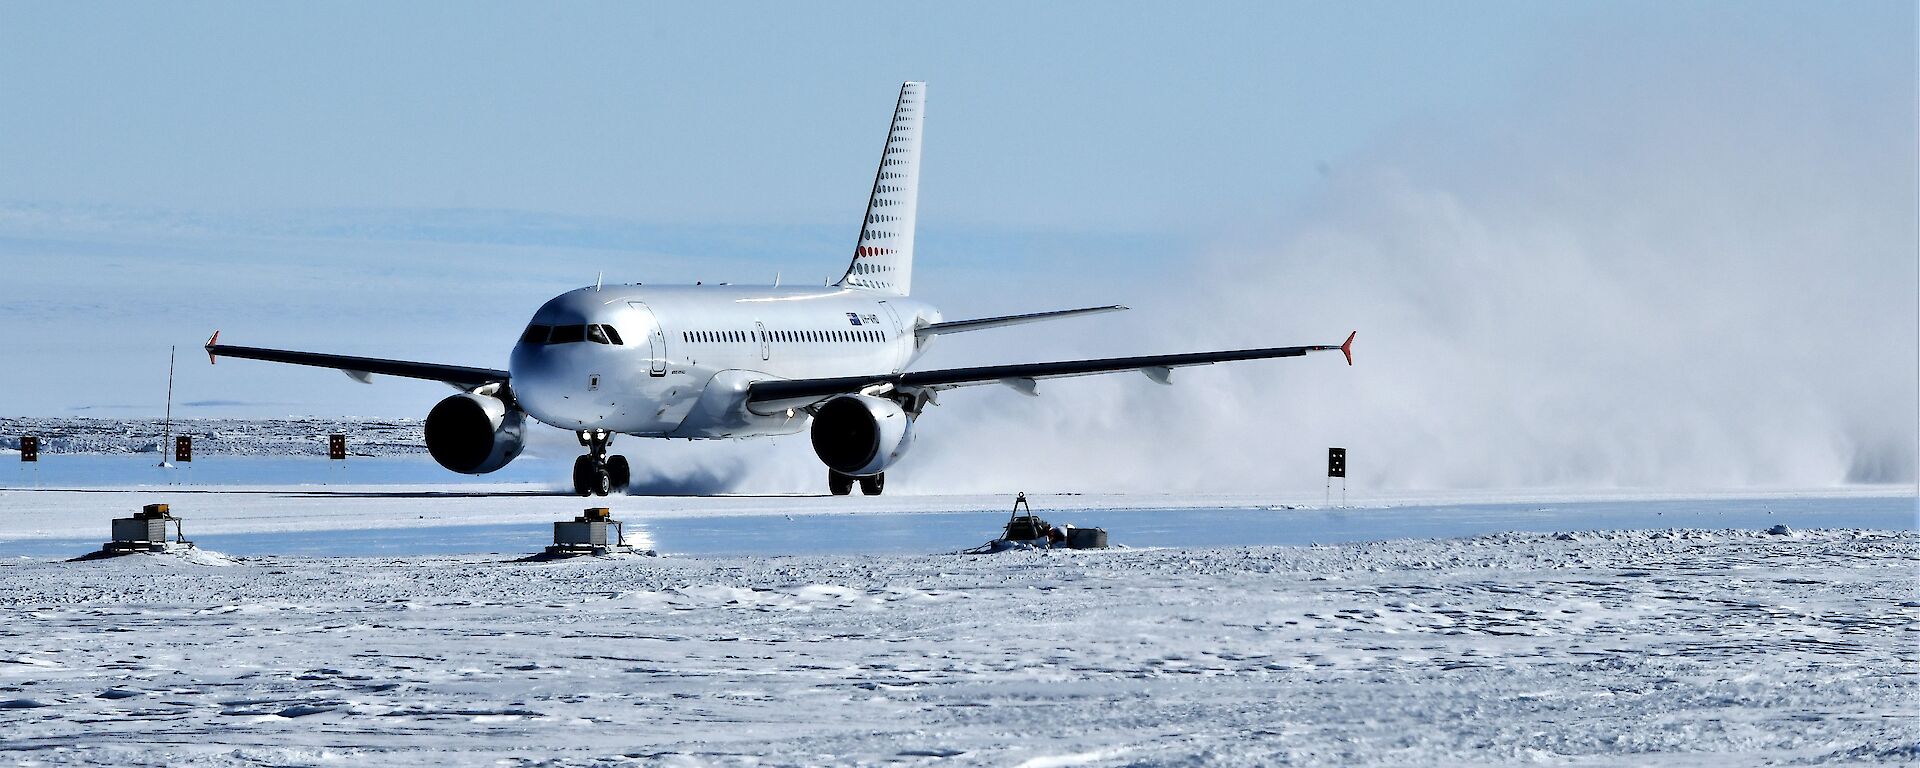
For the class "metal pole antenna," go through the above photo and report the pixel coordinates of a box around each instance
[160,346,175,468]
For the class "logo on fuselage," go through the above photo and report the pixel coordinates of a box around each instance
[848,313,880,326]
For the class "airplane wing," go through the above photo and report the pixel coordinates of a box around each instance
[748,332,1354,412]
[203,332,508,390]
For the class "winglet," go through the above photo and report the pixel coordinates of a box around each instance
[1340,331,1356,366]
[204,331,220,364]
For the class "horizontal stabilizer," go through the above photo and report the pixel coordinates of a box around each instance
[916,305,1128,339]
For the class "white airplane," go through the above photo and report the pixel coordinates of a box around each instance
[206,82,1354,496]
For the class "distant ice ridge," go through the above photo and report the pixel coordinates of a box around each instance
[0,417,424,457]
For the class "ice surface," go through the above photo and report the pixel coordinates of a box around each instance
[0,529,1913,765]
[0,486,1910,558]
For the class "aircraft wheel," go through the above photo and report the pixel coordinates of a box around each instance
[828,470,854,496]
[607,455,631,493]
[859,473,885,496]
[572,456,595,497]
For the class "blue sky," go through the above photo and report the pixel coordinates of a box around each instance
[1,3,1902,234]
[0,2,1911,491]
[0,2,1725,228]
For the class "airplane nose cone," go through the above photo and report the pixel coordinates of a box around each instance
[510,343,600,428]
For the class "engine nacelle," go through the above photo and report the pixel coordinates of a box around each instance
[809,395,914,476]
[424,393,527,474]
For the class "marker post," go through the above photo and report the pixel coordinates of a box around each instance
[20,435,37,487]
[1326,447,1346,509]
[328,433,347,483]
[174,435,193,486]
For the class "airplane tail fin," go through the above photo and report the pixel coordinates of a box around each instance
[836,81,923,296]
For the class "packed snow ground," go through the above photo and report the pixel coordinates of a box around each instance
[0,528,1914,766]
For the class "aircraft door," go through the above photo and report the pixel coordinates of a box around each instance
[876,301,905,336]
[627,302,669,377]
[754,321,769,361]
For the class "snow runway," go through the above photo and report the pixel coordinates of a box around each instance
[1,528,1914,766]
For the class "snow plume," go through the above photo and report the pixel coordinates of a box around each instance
[897,24,1917,495]
[520,426,765,495]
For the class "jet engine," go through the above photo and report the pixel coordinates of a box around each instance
[809,394,914,476]
[424,392,527,474]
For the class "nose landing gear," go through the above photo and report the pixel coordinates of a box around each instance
[573,430,631,497]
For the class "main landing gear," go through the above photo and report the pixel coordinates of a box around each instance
[573,430,630,497]
[828,470,885,496]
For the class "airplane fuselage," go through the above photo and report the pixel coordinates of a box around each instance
[509,285,941,439]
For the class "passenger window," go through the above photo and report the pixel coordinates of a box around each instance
[550,325,586,344]
[603,326,624,345]
[520,325,550,344]
[587,325,611,345]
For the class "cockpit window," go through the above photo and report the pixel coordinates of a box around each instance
[549,324,587,344]
[601,325,624,345]
[587,324,615,345]
[520,325,551,344]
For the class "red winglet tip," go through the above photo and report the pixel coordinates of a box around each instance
[205,330,220,364]
[1341,331,1356,366]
